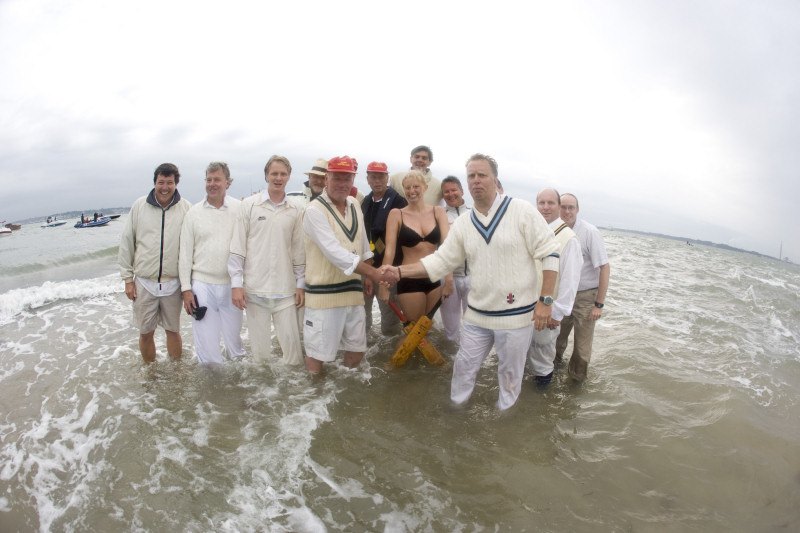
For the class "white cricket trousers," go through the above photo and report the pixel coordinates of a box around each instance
[190,280,245,365]
[246,295,303,366]
[452,321,534,410]
[528,325,561,376]
[439,275,470,342]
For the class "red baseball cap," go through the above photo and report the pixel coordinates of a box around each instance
[327,156,357,174]
[366,161,389,174]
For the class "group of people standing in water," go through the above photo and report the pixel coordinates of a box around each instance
[118,145,609,410]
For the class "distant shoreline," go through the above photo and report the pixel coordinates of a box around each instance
[11,207,130,226]
[5,209,793,265]
[603,227,794,265]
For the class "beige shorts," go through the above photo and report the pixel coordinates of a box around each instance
[303,306,366,362]
[133,278,182,334]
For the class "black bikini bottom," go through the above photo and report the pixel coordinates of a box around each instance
[397,277,441,295]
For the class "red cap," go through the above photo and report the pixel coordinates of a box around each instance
[366,161,389,174]
[327,156,357,174]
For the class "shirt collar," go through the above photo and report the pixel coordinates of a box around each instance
[203,195,229,209]
[260,190,287,207]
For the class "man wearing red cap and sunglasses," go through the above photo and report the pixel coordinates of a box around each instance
[302,156,395,373]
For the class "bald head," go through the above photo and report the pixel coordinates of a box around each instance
[536,188,561,224]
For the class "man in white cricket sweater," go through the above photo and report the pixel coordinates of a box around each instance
[178,162,245,365]
[555,193,610,381]
[381,154,561,410]
[303,156,394,374]
[440,176,472,342]
[228,155,306,366]
[119,162,192,363]
[528,188,583,386]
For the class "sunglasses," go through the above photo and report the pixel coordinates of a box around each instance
[191,294,208,321]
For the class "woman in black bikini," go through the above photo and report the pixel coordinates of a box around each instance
[379,171,453,322]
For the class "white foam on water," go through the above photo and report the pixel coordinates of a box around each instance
[0,275,120,326]
[2,233,799,531]
[5,390,122,533]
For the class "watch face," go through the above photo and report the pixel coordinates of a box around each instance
[540,296,553,305]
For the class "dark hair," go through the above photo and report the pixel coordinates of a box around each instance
[410,145,433,163]
[465,153,498,178]
[264,155,292,175]
[154,163,180,184]
[441,175,463,191]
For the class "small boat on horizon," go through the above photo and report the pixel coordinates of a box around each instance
[42,215,67,228]
[74,216,111,228]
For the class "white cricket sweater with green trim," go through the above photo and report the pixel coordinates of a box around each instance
[421,196,560,330]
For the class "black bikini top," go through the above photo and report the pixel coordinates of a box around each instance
[398,211,441,248]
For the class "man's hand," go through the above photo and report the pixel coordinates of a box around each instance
[590,307,603,321]
[295,288,305,309]
[125,281,137,301]
[377,265,399,286]
[232,287,247,310]
[363,278,374,298]
[442,276,454,299]
[547,318,560,330]
[532,302,552,331]
[182,290,195,315]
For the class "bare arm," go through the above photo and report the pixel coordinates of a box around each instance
[381,209,401,268]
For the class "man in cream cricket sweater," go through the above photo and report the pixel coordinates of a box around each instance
[528,188,583,386]
[228,155,306,366]
[178,162,245,365]
[119,162,192,363]
[302,156,394,374]
[388,145,443,207]
[381,154,561,410]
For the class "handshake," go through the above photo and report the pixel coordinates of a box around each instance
[374,264,401,286]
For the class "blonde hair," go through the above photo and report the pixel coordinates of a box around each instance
[402,170,428,189]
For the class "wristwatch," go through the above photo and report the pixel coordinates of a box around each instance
[539,295,553,306]
[594,301,604,309]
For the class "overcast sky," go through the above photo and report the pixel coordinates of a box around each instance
[1,0,798,259]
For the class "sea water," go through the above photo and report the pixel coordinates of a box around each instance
[0,217,798,532]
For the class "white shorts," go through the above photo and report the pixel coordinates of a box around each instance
[303,306,366,362]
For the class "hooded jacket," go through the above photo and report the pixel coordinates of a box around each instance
[119,188,192,283]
